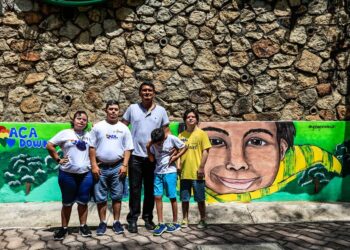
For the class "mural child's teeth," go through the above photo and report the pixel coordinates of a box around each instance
[217,176,257,190]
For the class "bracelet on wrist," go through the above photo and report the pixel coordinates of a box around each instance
[56,158,61,163]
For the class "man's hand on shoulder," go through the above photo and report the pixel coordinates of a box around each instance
[121,119,130,126]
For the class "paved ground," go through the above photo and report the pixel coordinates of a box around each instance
[2,202,350,249]
[1,221,350,249]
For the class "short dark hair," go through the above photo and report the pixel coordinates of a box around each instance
[183,108,199,124]
[105,100,119,109]
[276,122,296,150]
[70,110,88,130]
[151,128,165,143]
[139,81,155,94]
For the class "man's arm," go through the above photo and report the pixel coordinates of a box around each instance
[122,118,130,126]
[146,141,155,162]
[122,105,131,126]
[89,147,100,179]
[161,107,170,134]
[163,124,170,135]
[119,150,131,176]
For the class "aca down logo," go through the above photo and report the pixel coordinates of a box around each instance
[0,126,47,148]
[0,126,15,147]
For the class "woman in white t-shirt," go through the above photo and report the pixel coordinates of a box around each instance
[46,111,93,240]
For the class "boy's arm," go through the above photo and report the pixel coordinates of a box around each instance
[197,149,210,179]
[169,145,187,164]
[146,141,155,162]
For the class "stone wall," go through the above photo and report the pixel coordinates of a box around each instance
[0,0,349,122]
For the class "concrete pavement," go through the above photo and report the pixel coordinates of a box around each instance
[1,201,350,249]
[2,201,350,227]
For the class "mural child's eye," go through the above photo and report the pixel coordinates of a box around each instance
[246,138,267,147]
[210,137,226,147]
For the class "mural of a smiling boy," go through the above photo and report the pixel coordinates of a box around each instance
[197,121,342,202]
[200,122,292,194]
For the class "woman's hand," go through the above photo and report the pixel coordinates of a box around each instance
[58,156,69,165]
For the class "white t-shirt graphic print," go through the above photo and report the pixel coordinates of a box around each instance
[49,129,91,174]
[90,120,134,163]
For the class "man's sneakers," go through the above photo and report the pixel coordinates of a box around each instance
[197,220,207,229]
[96,222,107,236]
[128,221,138,233]
[166,223,181,233]
[80,224,92,237]
[112,221,124,234]
[153,224,167,236]
[144,220,156,230]
[54,227,68,240]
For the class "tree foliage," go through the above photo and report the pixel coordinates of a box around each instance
[3,152,62,194]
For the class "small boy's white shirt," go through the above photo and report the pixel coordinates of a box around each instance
[150,134,185,174]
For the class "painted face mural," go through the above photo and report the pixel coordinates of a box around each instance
[0,121,347,203]
[199,122,288,194]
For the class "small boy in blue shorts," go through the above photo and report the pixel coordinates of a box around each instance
[146,128,187,236]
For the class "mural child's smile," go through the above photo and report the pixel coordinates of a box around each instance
[211,173,260,190]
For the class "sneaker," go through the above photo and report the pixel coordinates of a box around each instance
[144,220,156,230]
[54,227,67,240]
[112,221,124,234]
[128,221,138,233]
[153,224,167,236]
[166,223,181,233]
[80,224,92,237]
[96,222,107,236]
[197,220,207,229]
[181,219,188,228]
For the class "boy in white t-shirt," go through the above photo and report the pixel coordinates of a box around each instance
[146,128,186,236]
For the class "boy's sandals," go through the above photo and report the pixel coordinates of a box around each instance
[181,219,188,228]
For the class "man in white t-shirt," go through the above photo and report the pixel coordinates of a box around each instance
[90,100,134,235]
[122,82,169,233]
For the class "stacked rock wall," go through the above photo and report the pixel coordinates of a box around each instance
[0,0,349,122]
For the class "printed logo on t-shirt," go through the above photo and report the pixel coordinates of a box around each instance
[188,143,198,150]
[106,134,118,139]
[105,130,123,140]
[67,139,88,151]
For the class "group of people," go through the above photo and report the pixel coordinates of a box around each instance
[46,82,212,240]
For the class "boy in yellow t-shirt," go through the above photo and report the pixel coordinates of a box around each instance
[178,109,211,229]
